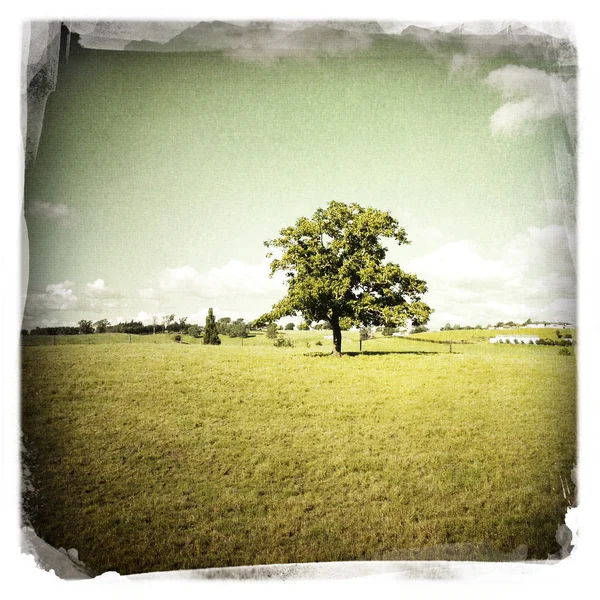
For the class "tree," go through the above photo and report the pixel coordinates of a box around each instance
[188,324,202,338]
[178,317,188,334]
[152,315,159,335]
[203,308,221,345]
[229,320,249,338]
[285,322,295,330]
[93,319,110,334]
[163,314,175,332]
[412,324,429,333]
[217,317,232,335]
[78,319,93,334]
[259,201,432,355]
[266,323,278,339]
[298,322,310,331]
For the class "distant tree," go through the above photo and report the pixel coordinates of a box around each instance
[178,317,188,334]
[382,326,396,336]
[298,322,310,331]
[258,201,432,355]
[217,317,232,335]
[412,324,429,333]
[203,308,221,345]
[20,329,28,336]
[266,323,278,339]
[188,324,202,338]
[78,319,93,334]
[285,322,295,330]
[93,319,110,334]
[163,314,175,332]
[229,320,249,338]
[152,315,159,335]
[359,327,371,341]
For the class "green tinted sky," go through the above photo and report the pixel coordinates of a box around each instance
[23,31,576,329]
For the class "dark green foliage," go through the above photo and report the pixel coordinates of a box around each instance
[315,340,323,346]
[187,325,202,338]
[203,308,221,345]
[298,322,310,331]
[273,337,294,348]
[285,323,295,330]
[382,326,396,336]
[30,326,79,336]
[217,317,232,335]
[558,347,572,356]
[412,324,429,333]
[93,319,110,334]
[78,320,94,334]
[229,320,249,338]
[173,334,182,343]
[266,323,278,339]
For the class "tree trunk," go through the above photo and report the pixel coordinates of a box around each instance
[331,316,342,356]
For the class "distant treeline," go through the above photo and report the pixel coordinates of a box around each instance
[21,316,254,338]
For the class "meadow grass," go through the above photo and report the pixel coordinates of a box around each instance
[21,331,576,575]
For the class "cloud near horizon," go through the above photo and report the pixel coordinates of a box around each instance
[406,224,576,327]
[157,259,286,299]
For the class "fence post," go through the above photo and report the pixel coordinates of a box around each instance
[360,339,362,352]
[449,342,452,353]
[129,334,132,344]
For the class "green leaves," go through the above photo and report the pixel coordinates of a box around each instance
[263,201,433,329]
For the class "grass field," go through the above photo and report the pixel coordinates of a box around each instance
[21,330,577,575]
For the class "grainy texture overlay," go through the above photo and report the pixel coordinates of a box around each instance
[21,21,577,577]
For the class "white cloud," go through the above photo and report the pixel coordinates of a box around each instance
[24,281,78,315]
[26,201,77,225]
[158,259,286,299]
[406,240,515,285]
[484,66,576,136]
[406,225,577,328]
[84,278,124,299]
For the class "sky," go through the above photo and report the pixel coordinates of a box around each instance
[21,22,577,330]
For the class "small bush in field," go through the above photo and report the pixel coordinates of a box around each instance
[558,347,572,356]
[173,334,182,343]
[274,338,294,348]
[315,340,322,346]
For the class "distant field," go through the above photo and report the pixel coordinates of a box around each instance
[21,330,576,575]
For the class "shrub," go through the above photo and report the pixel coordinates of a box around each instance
[274,338,294,348]
[266,323,278,339]
[315,340,322,346]
[285,323,295,330]
[558,347,572,356]
[173,334,182,343]
[382,326,396,336]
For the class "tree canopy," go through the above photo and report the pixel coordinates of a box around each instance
[256,201,432,354]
